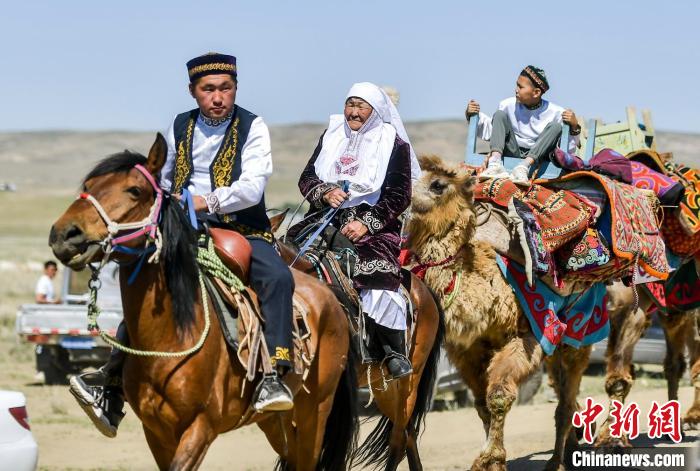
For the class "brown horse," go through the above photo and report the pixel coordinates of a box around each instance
[594,282,700,447]
[268,214,445,471]
[49,135,358,471]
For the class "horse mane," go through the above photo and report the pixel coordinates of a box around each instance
[84,151,199,334]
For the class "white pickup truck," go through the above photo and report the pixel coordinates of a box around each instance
[15,263,123,384]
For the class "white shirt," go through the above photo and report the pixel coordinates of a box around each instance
[35,274,55,303]
[476,97,579,153]
[160,112,272,215]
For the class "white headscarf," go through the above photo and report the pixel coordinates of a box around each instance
[314,82,421,208]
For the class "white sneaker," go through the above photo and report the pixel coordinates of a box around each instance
[511,165,531,184]
[480,162,510,180]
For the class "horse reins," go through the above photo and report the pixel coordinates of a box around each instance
[79,163,164,283]
[80,163,214,358]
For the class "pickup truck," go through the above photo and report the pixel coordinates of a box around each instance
[15,263,123,384]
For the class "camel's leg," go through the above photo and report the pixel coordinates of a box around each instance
[143,426,176,471]
[595,300,649,448]
[472,332,544,471]
[683,309,700,429]
[168,414,216,471]
[447,342,492,437]
[659,312,688,401]
[545,345,591,471]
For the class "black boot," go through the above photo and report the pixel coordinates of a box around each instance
[376,325,413,380]
[69,322,127,437]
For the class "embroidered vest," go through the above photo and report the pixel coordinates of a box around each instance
[171,105,272,241]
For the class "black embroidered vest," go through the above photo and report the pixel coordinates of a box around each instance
[171,105,272,241]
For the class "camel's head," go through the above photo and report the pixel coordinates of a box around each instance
[409,155,477,245]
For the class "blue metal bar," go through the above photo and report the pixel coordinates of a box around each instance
[560,123,570,153]
[583,119,597,163]
[465,116,479,163]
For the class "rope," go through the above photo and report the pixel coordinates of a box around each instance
[196,237,246,292]
[95,270,212,357]
[87,237,247,357]
[442,270,462,310]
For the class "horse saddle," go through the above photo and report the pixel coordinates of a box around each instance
[292,223,415,362]
[201,258,314,384]
[209,228,252,282]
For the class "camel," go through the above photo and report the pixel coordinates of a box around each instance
[593,281,700,447]
[406,154,590,471]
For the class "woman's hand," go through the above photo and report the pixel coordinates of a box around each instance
[323,188,348,208]
[341,220,368,242]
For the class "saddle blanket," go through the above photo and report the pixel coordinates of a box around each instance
[642,261,700,314]
[497,255,609,355]
[551,172,670,281]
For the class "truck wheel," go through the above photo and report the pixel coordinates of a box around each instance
[37,346,70,385]
[517,366,544,405]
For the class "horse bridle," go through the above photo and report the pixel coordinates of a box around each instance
[78,163,164,281]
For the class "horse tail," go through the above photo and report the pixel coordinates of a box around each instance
[411,287,445,436]
[353,286,446,469]
[317,332,359,471]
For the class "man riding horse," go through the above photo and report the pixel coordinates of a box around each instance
[70,52,295,436]
[289,82,421,379]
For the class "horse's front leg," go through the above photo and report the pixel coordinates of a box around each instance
[169,413,216,471]
[472,332,543,471]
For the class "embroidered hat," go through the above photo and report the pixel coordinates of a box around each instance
[186,52,237,83]
[520,65,549,93]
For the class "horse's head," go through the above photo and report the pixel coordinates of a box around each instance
[408,155,477,250]
[49,134,168,270]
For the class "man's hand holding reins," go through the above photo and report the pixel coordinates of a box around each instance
[173,193,208,212]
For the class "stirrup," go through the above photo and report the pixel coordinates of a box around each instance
[385,353,413,380]
[69,374,124,438]
[253,374,294,413]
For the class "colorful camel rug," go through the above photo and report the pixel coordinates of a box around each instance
[496,255,609,355]
[475,178,595,252]
[642,261,700,314]
[551,172,670,281]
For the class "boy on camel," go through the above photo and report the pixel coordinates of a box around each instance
[465,65,581,183]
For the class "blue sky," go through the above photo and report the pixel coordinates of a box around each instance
[2,0,699,132]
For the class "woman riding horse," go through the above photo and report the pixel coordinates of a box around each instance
[289,81,422,379]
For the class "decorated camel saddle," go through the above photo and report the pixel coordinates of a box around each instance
[200,228,316,386]
[470,144,700,351]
